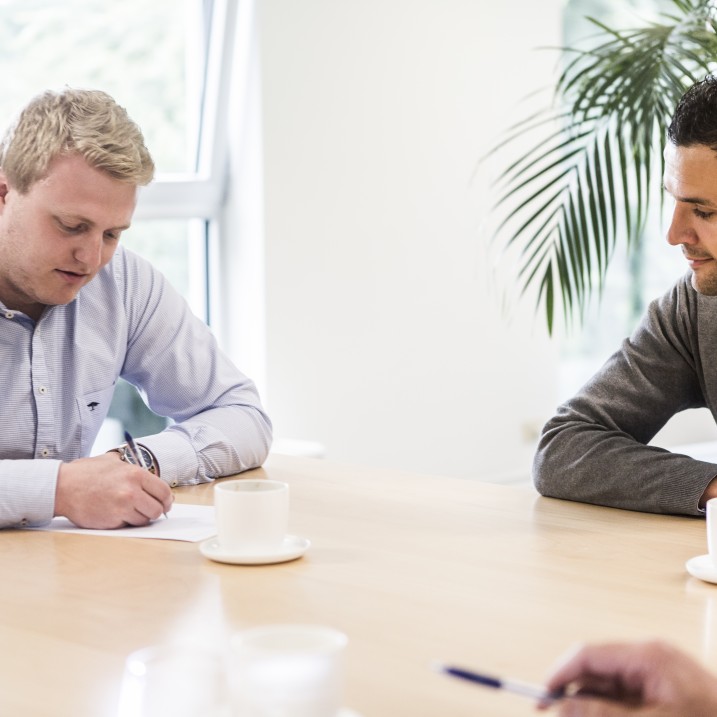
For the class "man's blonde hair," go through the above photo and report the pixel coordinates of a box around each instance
[0,87,155,193]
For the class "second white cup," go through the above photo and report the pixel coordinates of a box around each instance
[230,624,348,717]
[708,497,717,567]
[214,479,289,553]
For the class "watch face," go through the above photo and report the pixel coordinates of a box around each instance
[122,446,137,465]
[119,443,155,473]
[138,446,153,468]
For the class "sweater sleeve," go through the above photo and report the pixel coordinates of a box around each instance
[533,276,717,516]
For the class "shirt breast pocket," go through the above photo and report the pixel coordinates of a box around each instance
[76,385,117,456]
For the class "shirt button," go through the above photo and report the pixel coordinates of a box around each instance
[170,480,178,487]
[4,311,14,319]
[41,448,50,457]
[38,386,48,395]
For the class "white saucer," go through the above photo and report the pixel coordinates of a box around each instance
[685,554,717,584]
[199,535,310,565]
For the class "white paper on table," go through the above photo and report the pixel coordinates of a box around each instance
[26,504,216,542]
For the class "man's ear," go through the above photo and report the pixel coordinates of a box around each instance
[0,170,10,210]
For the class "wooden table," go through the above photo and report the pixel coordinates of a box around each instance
[0,454,713,716]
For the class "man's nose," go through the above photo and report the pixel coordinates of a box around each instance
[666,204,698,246]
[72,232,104,268]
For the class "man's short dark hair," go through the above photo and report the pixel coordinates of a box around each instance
[668,75,717,151]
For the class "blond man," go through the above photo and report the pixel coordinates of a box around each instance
[0,88,272,529]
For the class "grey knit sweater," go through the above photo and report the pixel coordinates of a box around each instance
[533,273,717,516]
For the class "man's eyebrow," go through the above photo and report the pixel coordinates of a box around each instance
[662,186,717,208]
[54,213,131,231]
[678,196,717,208]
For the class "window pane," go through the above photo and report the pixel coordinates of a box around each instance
[559,0,676,395]
[0,0,202,173]
[122,219,204,314]
[0,0,218,449]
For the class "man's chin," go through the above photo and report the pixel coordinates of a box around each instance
[691,272,717,296]
[38,289,82,309]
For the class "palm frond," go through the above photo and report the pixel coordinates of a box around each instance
[488,0,717,333]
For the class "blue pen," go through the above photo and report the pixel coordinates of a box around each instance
[435,663,562,702]
[124,431,167,519]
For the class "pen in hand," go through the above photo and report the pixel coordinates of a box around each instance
[434,662,563,703]
[124,431,168,519]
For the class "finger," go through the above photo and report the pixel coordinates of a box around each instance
[139,471,170,499]
[546,643,648,694]
[139,472,174,513]
[545,643,587,691]
[132,490,171,522]
[572,677,642,703]
[122,507,154,527]
[161,491,174,515]
[556,697,637,717]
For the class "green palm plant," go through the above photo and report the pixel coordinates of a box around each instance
[490,0,717,334]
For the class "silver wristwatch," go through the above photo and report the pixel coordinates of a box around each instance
[111,443,158,475]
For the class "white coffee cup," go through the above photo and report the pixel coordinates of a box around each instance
[708,498,717,567]
[230,624,347,717]
[214,479,289,554]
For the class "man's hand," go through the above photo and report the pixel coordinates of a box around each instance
[55,452,174,529]
[699,475,717,509]
[540,641,717,716]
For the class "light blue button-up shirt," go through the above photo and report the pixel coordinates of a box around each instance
[0,245,272,528]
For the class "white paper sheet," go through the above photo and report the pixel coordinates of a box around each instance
[27,503,216,542]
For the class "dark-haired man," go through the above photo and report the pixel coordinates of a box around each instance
[534,76,717,515]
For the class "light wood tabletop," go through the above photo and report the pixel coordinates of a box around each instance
[0,454,713,716]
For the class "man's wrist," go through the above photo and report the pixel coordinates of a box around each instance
[108,443,159,476]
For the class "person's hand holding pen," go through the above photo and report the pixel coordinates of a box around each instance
[538,641,717,716]
[123,431,169,519]
[437,640,717,716]
[54,436,173,530]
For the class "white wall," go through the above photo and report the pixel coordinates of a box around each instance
[256,0,565,483]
